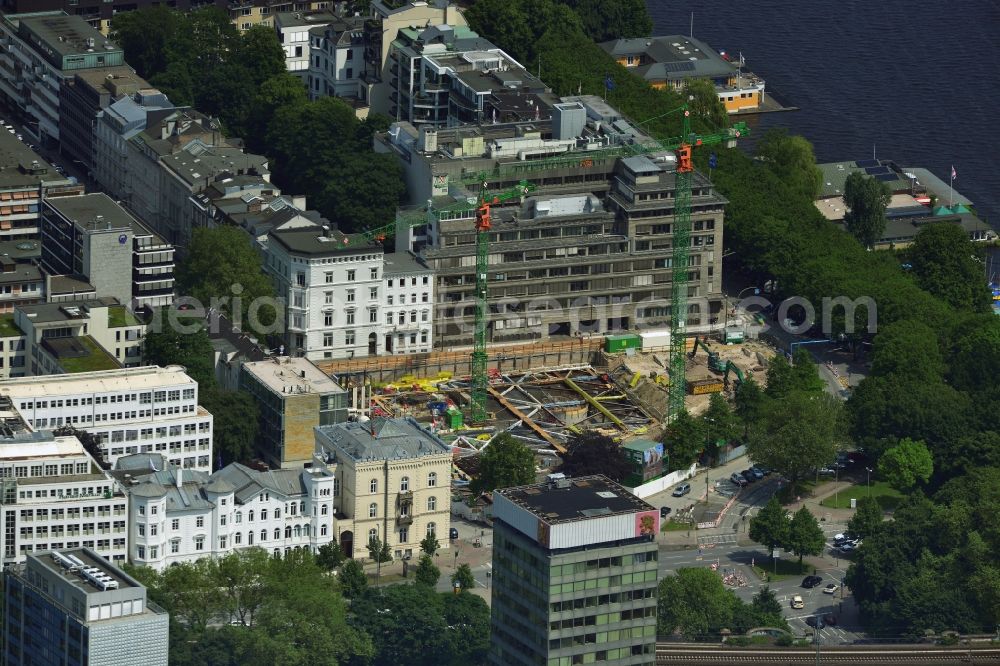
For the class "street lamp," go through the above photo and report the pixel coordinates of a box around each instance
[865,467,873,497]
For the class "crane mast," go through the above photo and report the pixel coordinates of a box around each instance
[667,109,694,422]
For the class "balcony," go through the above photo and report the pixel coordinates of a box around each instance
[396,512,413,526]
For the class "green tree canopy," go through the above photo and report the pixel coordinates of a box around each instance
[847,495,885,541]
[656,568,737,639]
[843,171,891,248]
[701,393,739,450]
[420,532,441,557]
[414,553,441,588]
[315,542,346,571]
[746,392,843,486]
[143,317,216,388]
[451,563,476,593]
[685,78,728,129]
[785,507,825,567]
[176,226,278,338]
[755,128,823,200]
[748,497,790,559]
[471,433,536,494]
[338,558,368,600]
[199,389,259,467]
[662,409,706,470]
[877,438,934,491]
[560,431,630,482]
[907,223,993,313]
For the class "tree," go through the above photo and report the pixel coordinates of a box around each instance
[420,532,441,557]
[948,315,1000,392]
[110,6,183,77]
[662,409,706,470]
[685,78,728,129]
[748,497,790,560]
[701,393,739,458]
[847,496,884,541]
[746,392,843,487]
[878,437,934,491]
[908,222,992,313]
[751,587,784,624]
[142,318,217,389]
[559,431,630,482]
[246,73,309,152]
[470,433,536,494]
[349,584,449,666]
[176,226,278,338]
[212,548,271,627]
[843,172,891,248]
[367,536,392,566]
[315,542,346,571]
[657,568,737,639]
[733,377,767,436]
[755,128,823,200]
[199,388,258,466]
[154,559,226,632]
[785,507,825,568]
[451,564,476,593]
[414,554,441,588]
[316,152,406,234]
[338,558,367,599]
[764,350,823,399]
[869,319,945,381]
[441,592,492,665]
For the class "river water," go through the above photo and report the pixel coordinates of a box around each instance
[646,0,1000,227]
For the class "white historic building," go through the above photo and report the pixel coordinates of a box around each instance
[0,432,128,566]
[266,224,384,361]
[0,366,214,472]
[382,252,434,355]
[119,453,335,570]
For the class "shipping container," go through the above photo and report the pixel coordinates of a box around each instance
[639,330,671,352]
[688,379,724,395]
[605,334,642,353]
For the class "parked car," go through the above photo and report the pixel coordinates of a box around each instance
[730,472,748,487]
[838,542,856,552]
[741,470,756,483]
[671,483,691,497]
[801,575,823,589]
[660,506,672,518]
[823,583,839,595]
[818,467,837,476]
[749,467,764,480]
[449,527,459,540]
[823,614,838,626]
[790,595,804,609]
[805,615,824,628]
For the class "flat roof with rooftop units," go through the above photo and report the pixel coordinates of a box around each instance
[0,131,72,190]
[242,356,345,397]
[45,192,138,232]
[0,364,197,400]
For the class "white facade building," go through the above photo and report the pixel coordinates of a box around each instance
[0,432,128,566]
[0,366,214,472]
[382,252,434,354]
[120,454,336,571]
[266,224,384,361]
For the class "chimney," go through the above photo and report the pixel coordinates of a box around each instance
[175,466,183,488]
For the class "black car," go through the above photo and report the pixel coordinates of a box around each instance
[741,470,756,483]
[660,506,672,518]
[802,575,823,588]
[805,615,824,628]
[449,527,459,540]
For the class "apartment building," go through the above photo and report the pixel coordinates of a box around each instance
[0,12,125,147]
[0,130,81,241]
[59,65,150,169]
[490,476,659,666]
[41,193,176,310]
[0,244,44,314]
[388,24,548,127]
[231,1,335,32]
[0,365,215,472]
[14,298,143,373]
[266,223,384,361]
[239,356,348,468]
[379,95,732,347]
[314,417,451,560]
[382,252,434,354]
[4,547,168,666]
[0,431,128,566]
[119,453,336,570]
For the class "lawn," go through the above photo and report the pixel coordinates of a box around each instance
[750,557,812,582]
[58,336,120,373]
[0,314,22,337]
[107,305,141,328]
[819,481,905,511]
[662,519,693,532]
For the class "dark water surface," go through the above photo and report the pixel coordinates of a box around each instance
[647,0,1000,226]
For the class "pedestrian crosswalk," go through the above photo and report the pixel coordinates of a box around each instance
[698,534,737,546]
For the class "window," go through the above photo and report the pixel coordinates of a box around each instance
[171,540,180,554]
[321,524,328,536]
[171,519,179,530]
[195,537,204,551]
[325,291,334,304]
[260,529,267,542]
[368,528,378,542]
[235,533,242,545]
[427,496,437,511]
[346,289,355,303]
[369,503,378,518]
[400,477,409,492]
[422,293,429,302]
[370,287,378,300]
[138,524,145,536]
[285,526,292,539]
[422,310,429,322]
[323,332,334,346]
[370,478,378,493]
[235,512,242,524]
[399,527,408,543]
[426,522,436,537]
[137,546,145,559]
[274,528,281,540]
[346,311,355,325]
[370,267,378,280]
[345,330,355,345]
[261,509,268,521]
[427,472,437,487]
[196,516,204,528]
[369,309,378,323]
[325,271,333,283]
[324,312,333,326]
[347,269,356,281]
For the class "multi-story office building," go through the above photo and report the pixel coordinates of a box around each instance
[388,24,548,128]
[0,12,125,147]
[119,452,336,570]
[379,95,731,347]
[490,475,660,666]
[382,252,434,354]
[266,223,384,361]
[314,417,451,560]
[0,250,44,314]
[274,10,339,82]
[0,130,81,240]
[13,298,142,374]
[239,355,348,468]
[41,193,176,310]
[3,547,169,666]
[0,431,128,565]
[0,365,215,472]
[59,65,150,169]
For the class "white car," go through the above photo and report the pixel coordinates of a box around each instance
[791,595,804,609]
[823,583,839,595]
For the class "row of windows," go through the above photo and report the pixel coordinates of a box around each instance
[1,462,89,478]
[548,623,656,649]
[366,495,437,518]
[550,570,657,594]
[549,588,657,612]
[18,389,194,411]
[551,552,657,577]
[546,643,654,665]
[19,523,124,537]
[371,473,437,494]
